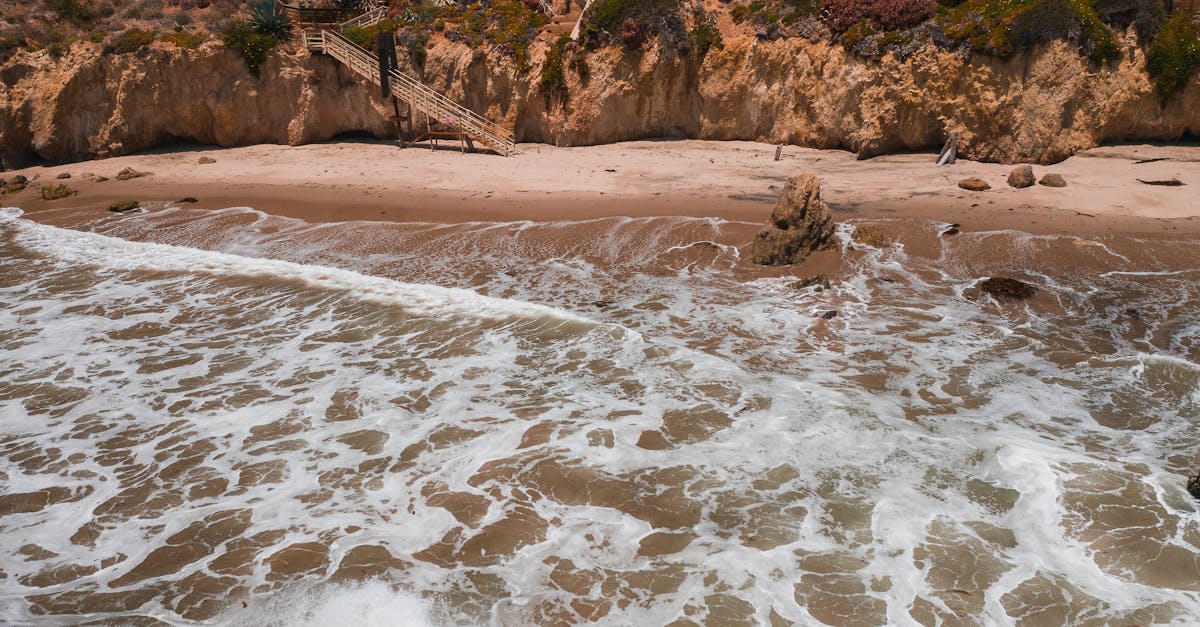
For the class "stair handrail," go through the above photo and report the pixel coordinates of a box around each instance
[339,5,387,30]
[311,29,517,155]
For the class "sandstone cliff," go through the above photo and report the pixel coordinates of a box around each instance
[1,30,1197,170]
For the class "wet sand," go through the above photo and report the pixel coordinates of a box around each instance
[5,140,1199,235]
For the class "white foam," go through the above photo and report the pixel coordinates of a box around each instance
[3,206,1200,624]
[217,580,438,626]
[3,210,593,325]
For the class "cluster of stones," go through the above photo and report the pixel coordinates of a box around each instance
[959,166,1067,191]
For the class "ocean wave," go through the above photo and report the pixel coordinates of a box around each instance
[3,209,594,326]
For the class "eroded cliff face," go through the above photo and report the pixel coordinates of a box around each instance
[503,32,1200,162]
[0,42,395,170]
[1,30,1197,169]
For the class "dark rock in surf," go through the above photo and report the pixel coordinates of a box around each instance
[942,223,961,236]
[1188,474,1200,500]
[750,173,834,266]
[177,197,199,203]
[821,310,839,319]
[790,274,830,291]
[1008,165,1036,189]
[107,200,140,213]
[851,224,891,248]
[980,277,1037,300]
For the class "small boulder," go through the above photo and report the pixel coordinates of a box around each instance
[1188,474,1200,500]
[750,173,835,266]
[5,182,26,193]
[198,156,216,165]
[107,200,140,213]
[820,310,839,320]
[11,175,27,185]
[56,172,71,179]
[958,178,990,191]
[41,184,78,200]
[81,172,109,183]
[115,167,149,180]
[177,197,199,203]
[1039,173,1067,188]
[980,277,1036,300]
[1007,165,1035,189]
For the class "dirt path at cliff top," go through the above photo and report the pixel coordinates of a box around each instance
[8,140,1199,235]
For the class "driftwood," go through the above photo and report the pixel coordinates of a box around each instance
[1137,178,1185,186]
[936,132,958,166]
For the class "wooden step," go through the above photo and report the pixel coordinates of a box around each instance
[305,29,517,156]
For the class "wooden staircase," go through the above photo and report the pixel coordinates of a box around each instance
[338,5,386,30]
[546,0,586,37]
[303,21,517,156]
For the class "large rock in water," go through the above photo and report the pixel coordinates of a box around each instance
[980,276,1037,300]
[750,173,834,266]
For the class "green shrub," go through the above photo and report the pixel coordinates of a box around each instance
[1147,13,1200,100]
[45,35,79,57]
[843,19,877,46]
[691,17,724,58]
[486,0,546,72]
[249,0,292,40]
[162,31,207,49]
[106,29,156,54]
[540,34,569,103]
[730,0,821,29]
[0,37,19,61]
[48,0,92,21]
[1094,0,1164,40]
[342,26,375,49]
[579,0,685,49]
[397,30,429,67]
[223,22,278,76]
[938,0,1119,63]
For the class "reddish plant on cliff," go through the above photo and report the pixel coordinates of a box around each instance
[822,0,935,33]
[620,17,646,48]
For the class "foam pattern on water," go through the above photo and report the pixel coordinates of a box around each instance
[1,207,1199,625]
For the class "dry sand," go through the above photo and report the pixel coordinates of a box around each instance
[6,139,1199,234]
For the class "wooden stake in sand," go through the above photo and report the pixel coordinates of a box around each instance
[937,132,958,166]
[775,145,783,161]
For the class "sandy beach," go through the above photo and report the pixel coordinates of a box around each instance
[5,139,1198,235]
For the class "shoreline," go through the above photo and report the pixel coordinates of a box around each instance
[4,139,1199,236]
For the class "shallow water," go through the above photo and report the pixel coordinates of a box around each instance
[1,205,1198,625]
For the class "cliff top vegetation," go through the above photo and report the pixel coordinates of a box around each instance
[0,0,1196,98]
